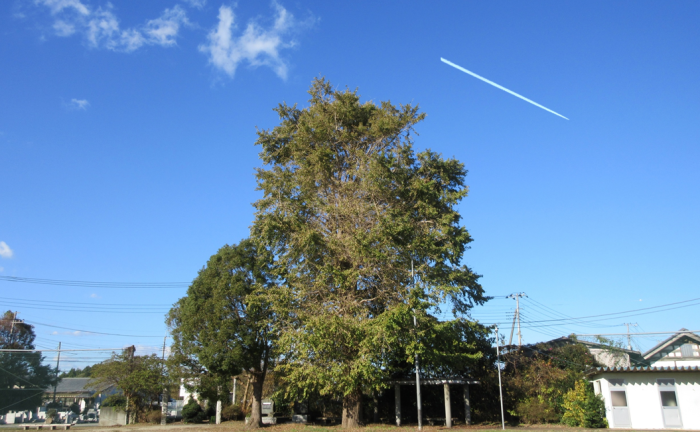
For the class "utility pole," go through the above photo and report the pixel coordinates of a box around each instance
[161,336,168,426]
[9,312,22,344]
[52,342,61,403]
[624,323,638,350]
[494,326,505,431]
[412,259,422,431]
[507,293,527,347]
[508,311,517,347]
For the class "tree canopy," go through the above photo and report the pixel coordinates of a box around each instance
[252,78,487,427]
[167,239,275,428]
[0,311,56,415]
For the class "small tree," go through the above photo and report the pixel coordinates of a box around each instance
[562,380,607,428]
[89,350,164,422]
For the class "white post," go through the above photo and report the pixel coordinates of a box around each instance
[216,400,222,425]
[443,383,451,428]
[232,377,237,404]
[495,326,505,430]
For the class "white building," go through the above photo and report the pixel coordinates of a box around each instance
[588,330,700,429]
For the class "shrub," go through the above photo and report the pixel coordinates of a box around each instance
[562,380,607,428]
[222,404,242,421]
[182,398,207,424]
[146,410,162,424]
[102,394,127,409]
[46,409,57,422]
[69,403,81,415]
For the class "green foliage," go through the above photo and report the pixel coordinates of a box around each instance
[69,402,81,415]
[253,78,485,424]
[502,343,601,424]
[182,398,207,424]
[101,394,126,409]
[46,409,57,420]
[167,239,275,426]
[222,403,243,420]
[562,380,607,428]
[59,366,93,378]
[0,311,57,415]
[89,351,164,419]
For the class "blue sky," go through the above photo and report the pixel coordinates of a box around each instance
[1,0,699,367]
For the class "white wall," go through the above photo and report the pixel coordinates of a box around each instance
[594,372,700,430]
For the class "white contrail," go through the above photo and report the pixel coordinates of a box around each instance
[440,57,569,120]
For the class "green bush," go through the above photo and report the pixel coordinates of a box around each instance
[101,394,127,409]
[222,404,242,421]
[562,380,607,428]
[182,398,207,424]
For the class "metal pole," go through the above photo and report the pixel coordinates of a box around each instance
[495,327,505,430]
[53,342,61,403]
[412,259,422,430]
[233,377,237,404]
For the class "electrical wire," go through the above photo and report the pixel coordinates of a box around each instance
[0,276,189,289]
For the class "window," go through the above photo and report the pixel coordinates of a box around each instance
[593,381,601,395]
[660,391,678,407]
[611,391,628,407]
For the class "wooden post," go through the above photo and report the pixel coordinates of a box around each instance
[443,383,452,428]
[463,385,471,425]
[394,384,401,426]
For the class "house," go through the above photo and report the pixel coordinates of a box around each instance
[587,330,700,429]
[44,378,119,412]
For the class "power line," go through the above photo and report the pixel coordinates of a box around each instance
[0,276,189,289]
[479,296,700,327]
[24,320,168,338]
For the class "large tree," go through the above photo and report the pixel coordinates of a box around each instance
[167,239,275,428]
[0,311,56,415]
[253,78,487,427]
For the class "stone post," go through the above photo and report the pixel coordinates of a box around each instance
[444,383,452,428]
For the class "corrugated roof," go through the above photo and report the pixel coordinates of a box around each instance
[587,366,700,376]
[45,378,111,394]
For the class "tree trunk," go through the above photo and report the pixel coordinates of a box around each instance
[342,389,362,428]
[246,372,266,429]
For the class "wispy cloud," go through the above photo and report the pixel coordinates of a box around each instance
[180,0,206,9]
[69,98,90,110]
[199,2,310,80]
[90,293,100,299]
[0,241,13,259]
[35,0,190,52]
